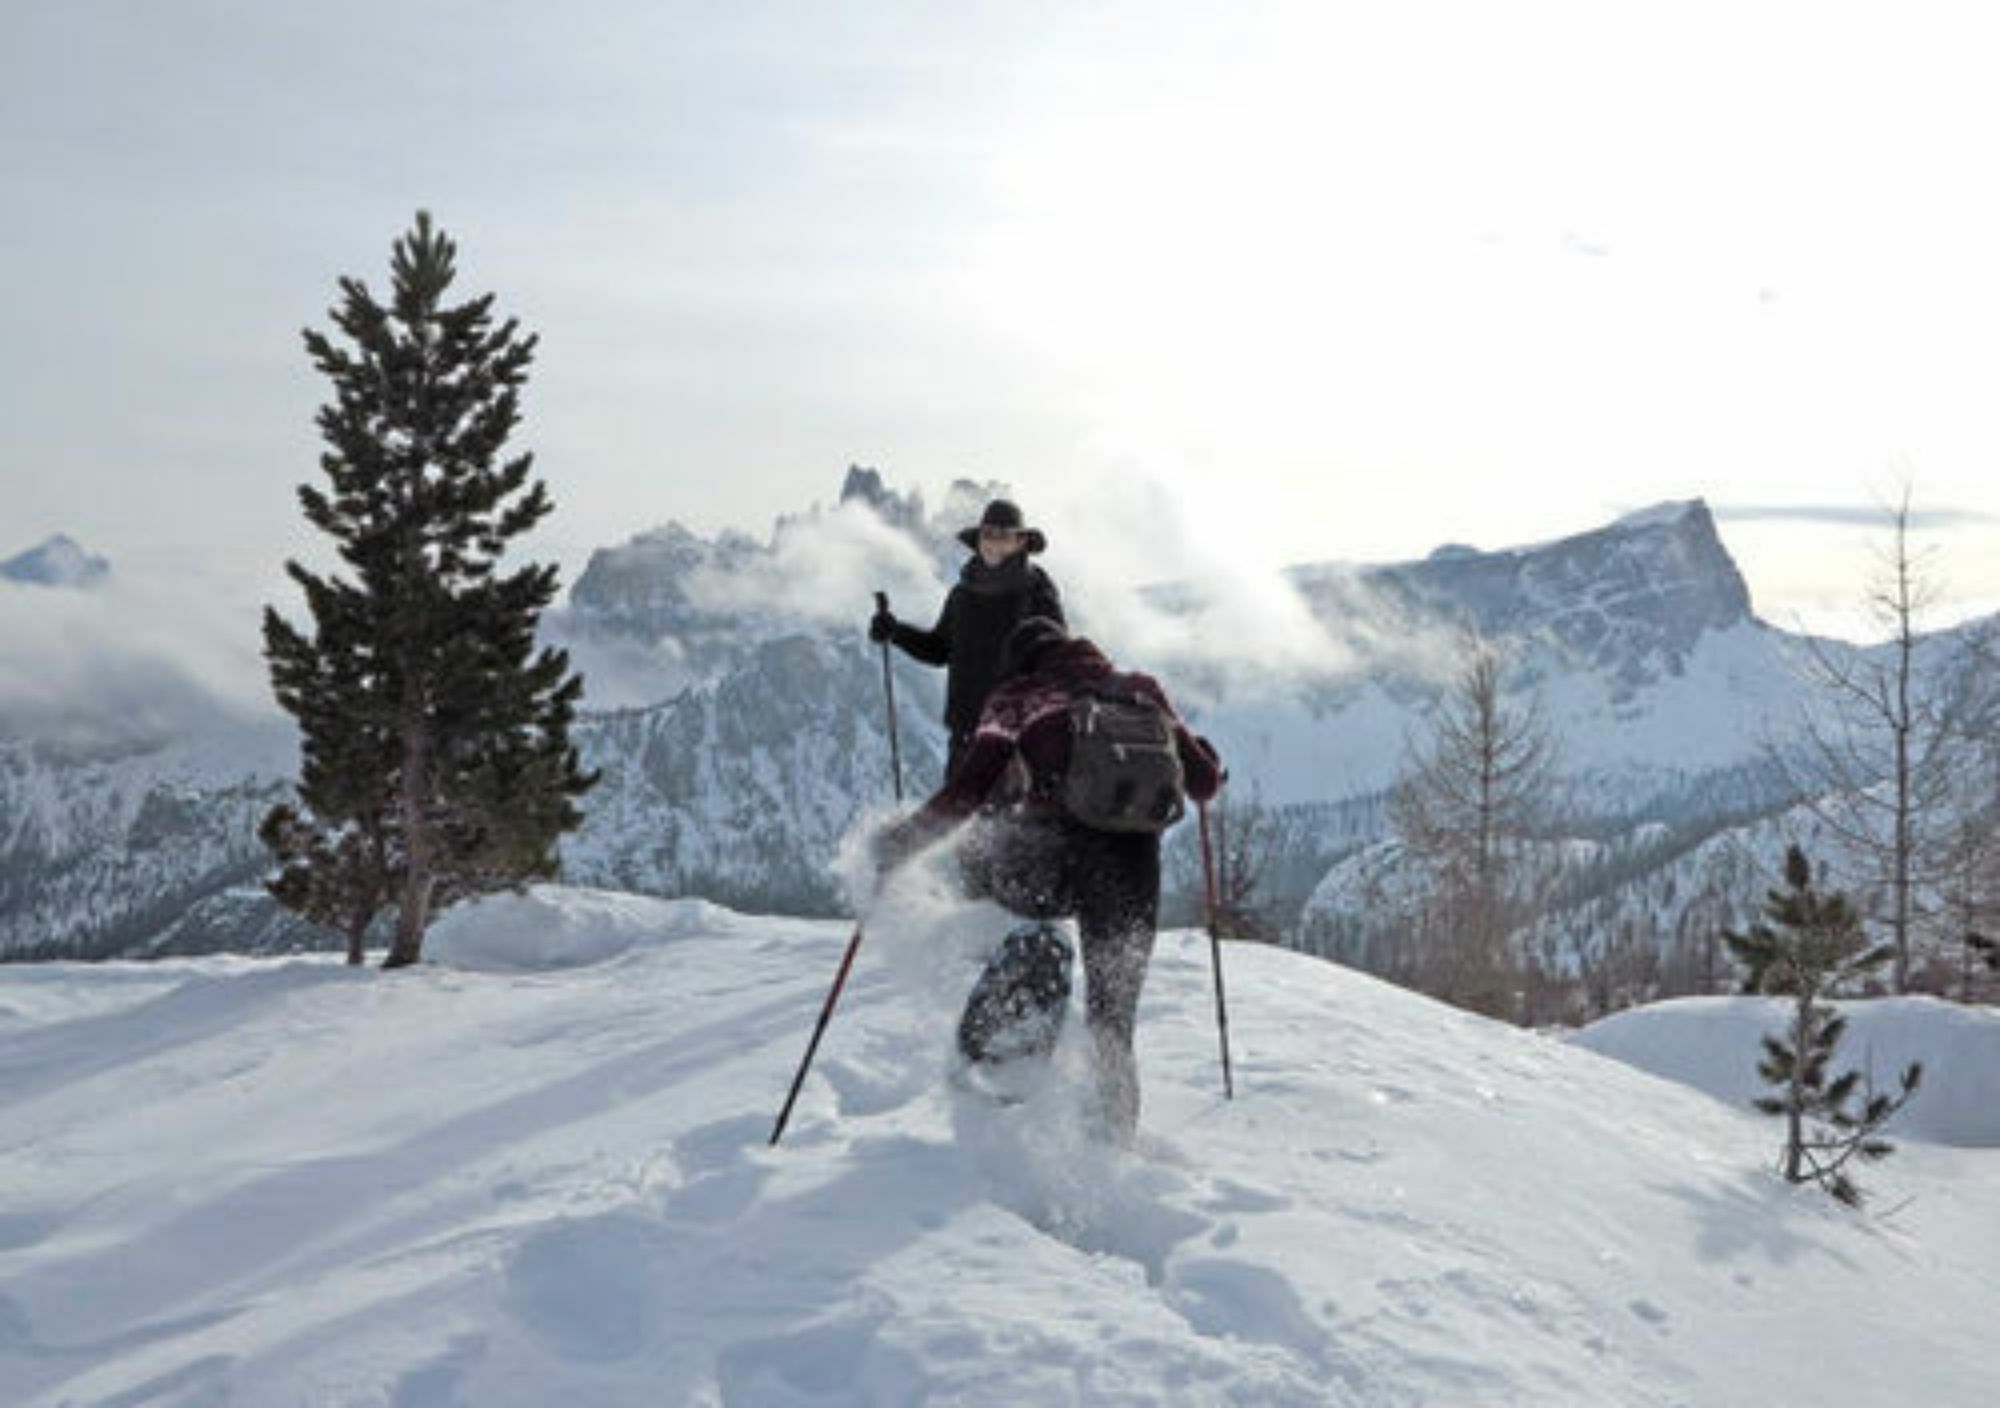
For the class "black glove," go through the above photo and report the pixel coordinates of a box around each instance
[868,607,897,644]
[1194,733,1228,786]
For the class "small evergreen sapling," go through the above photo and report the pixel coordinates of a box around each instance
[1724,845,1922,1206]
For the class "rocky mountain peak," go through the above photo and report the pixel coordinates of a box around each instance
[2,534,110,589]
[1507,497,1753,668]
[1284,497,1755,687]
[569,470,1013,643]
[836,464,924,531]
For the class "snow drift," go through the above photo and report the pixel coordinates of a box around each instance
[1573,994,2000,1148]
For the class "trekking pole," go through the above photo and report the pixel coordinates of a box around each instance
[1196,800,1236,1100]
[769,918,867,1146]
[874,591,904,801]
[770,590,917,1148]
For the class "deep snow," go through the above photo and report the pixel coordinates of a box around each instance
[2,885,1996,1406]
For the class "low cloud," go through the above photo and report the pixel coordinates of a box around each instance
[0,464,1474,750]
[681,498,943,627]
[1715,502,1996,530]
[538,622,699,713]
[539,498,956,711]
[1004,449,1449,700]
[0,570,277,747]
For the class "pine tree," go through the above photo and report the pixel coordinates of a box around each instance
[1724,845,1922,1206]
[262,212,597,968]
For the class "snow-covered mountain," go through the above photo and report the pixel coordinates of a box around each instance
[0,727,295,960]
[1,885,1994,1403]
[564,633,946,915]
[1,471,1991,965]
[558,467,986,698]
[0,534,110,589]
[1292,496,1753,694]
[1197,500,1811,808]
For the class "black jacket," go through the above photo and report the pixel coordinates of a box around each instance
[890,553,1064,738]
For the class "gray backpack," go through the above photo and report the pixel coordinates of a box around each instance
[1061,688,1186,834]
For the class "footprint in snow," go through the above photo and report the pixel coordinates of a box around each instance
[504,1213,665,1362]
[1165,1257,1362,1384]
[717,1311,924,1406]
[1628,1297,1671,1330]
[661,1166,770,1228]
[673,1113,768,1173]
[390,1332,488,1408]
[966,1124,1211,1286]
[0,1293,35,1353]
[1020,1185,1211,1289]
[819,1051,932,1119]
[0,1208,66,1252]
[1198,1177,1290,1216]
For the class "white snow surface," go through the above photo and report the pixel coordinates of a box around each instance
[427,887,744,972]
[1572,995,2000,1149]
[3,884,1997,1406]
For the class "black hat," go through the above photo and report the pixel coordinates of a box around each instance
[1000,615,1068,678]
[958,498,1048,554]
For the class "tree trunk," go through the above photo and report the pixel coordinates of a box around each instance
[1892,594,1914,991]
[385,683,435,970]
[1782,987,1819,1183]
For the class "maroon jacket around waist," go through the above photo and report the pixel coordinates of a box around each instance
[901,638,1223,848]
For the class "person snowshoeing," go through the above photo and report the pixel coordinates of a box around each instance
[875,616,1223,1144]
[869,499,1065,777]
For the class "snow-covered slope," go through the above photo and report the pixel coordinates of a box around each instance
[1,886,1995,1405]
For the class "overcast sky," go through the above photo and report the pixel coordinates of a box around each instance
[5,0,1999,643]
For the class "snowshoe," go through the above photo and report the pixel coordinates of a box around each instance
[956,920,1073,1068]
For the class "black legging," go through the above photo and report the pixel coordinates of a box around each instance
[956,811,1160,1140]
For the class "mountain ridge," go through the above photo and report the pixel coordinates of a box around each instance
[2,476,1992,969]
